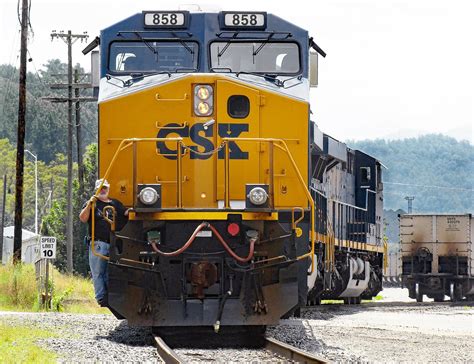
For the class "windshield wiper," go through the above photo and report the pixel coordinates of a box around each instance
[210,67,234,73]
[253,33,275,56]
[118,32,157,55]
[236,71,285,87]
[217,33,239,58]
[133,32,157,55]
[168,32,194,55]
[105,71,172,88]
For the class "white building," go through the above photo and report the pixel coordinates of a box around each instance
[1,226,39,264]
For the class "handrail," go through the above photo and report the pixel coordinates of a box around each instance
[291,207,305,230]
[222,137,316,273]
[155,93,188,101]
[90,137,183,260]
[156,121,188,129]
[311,186,376,212]
[102,206,117,232]
[91,136,316,273]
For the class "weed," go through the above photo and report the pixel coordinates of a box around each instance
[0,263,108,314]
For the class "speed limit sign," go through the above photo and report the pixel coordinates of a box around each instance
[40,236,57,259]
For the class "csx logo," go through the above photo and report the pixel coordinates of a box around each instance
[157,123,249,160]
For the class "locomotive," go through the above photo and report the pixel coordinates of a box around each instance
[83,8,385,334]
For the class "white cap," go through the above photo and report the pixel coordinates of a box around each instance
[95,179,110,190]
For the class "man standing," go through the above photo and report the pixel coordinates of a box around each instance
[79,179,130,307]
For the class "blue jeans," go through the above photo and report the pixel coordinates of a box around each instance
[89,240,109,303]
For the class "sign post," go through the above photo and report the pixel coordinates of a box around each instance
[40,236,56,309]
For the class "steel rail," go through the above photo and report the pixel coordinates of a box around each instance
[265,337,329,364]
[153,334,185,364]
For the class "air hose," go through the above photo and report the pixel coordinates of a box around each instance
[150,222,256,263]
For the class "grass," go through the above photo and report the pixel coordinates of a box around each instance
[321,294,384,305]
[0,322,57,363]
[0,263,37,310]
[0,263,109,314]
[373,294,383,301]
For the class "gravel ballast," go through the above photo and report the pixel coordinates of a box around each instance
[1,288,472,363]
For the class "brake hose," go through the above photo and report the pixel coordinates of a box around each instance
[150,222,256,263]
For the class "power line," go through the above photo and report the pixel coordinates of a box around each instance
[383,181,473,192]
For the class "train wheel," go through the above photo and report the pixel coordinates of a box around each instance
[433,295,444,302]
[415,283,423,303]
[449,283,456,302]
[449,283,462,302]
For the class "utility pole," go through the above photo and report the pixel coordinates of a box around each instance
[0,174,7,262]
[13,0,29,264]
[405,196,415,214]
[25,150,38,234]
[74,68,84,196]
[50,30,88,273]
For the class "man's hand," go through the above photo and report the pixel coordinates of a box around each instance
[88,195,97,206]
[80,196,97,223]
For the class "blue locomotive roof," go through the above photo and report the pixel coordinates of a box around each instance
[99,11,309,78]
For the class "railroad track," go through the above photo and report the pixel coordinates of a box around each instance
[264,337,328,363]
[153,334,328,363]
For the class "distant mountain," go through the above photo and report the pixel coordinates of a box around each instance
[348,134,473,214]
[379,128,472,144]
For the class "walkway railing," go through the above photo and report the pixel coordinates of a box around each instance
[89,137,316,272]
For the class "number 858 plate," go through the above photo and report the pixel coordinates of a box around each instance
[143,11,189,28]
[222,12,267,29]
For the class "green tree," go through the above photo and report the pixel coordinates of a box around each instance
[348,134,473,213]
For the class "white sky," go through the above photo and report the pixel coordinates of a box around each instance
[1,0,473,142]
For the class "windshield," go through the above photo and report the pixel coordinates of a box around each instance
[109,41,198,73]
[210,42,300,74]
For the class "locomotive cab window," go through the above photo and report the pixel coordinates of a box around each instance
[360,167,371,184]
[228,95,250,118]
[109,41,199,73]
[210,41,300,74]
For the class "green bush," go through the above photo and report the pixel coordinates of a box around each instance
[0,263,107,313]
[0,263,37,309]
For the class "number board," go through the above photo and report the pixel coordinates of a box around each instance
[40,236,57,259]
[143,11,189,28]
[221,12,267,29]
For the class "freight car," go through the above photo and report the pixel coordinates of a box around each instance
[82,8,385,335]
[399,214,473,302]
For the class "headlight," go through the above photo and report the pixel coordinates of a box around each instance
[247,187,268,206]
[139,187,159,205]
[196,86,211,100]
[194,85,213,116]
[197,102,210,115]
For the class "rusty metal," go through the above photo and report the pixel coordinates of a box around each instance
[189,261,218,299]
